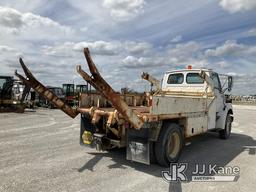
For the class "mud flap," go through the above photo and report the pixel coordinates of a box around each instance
[126,128,150,165]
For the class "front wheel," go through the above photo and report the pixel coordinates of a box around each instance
[219,113,232,139]
[154,123,183,167]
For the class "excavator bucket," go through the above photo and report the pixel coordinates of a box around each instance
[15,58,79,118]
[77,48,144,129]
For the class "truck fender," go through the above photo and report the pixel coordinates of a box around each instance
[216,103,233,130]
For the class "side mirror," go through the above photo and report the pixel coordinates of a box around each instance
[228,76,233,92]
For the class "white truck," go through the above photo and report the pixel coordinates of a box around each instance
[15,48,234,167]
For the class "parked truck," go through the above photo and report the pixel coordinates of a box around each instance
[15,48,233,167]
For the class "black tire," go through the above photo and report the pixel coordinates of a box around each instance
[219,113,232,139]
[154,123,183,167]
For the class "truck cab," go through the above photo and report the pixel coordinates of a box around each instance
[162,69,211,93]
[155,68,233,136]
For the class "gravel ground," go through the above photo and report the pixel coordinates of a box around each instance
[0,105,255,192]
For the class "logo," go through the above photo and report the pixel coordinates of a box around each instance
[162,163,240,182]
[162,163,188,182]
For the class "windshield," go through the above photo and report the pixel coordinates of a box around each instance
[186,73,204,84]
[167,73,184,84]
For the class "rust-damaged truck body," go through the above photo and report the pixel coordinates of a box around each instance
[15,48,234,167]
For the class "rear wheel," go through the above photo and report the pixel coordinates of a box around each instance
[154,123,183,167]
[219,113,232,139]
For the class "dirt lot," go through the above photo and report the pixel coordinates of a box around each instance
[0,105,255,192]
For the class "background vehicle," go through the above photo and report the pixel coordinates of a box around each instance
[0,76,30,112]
[15,48,234,167]
[38,86,65,108]
[76,84,88,94]
[63,83,75,106]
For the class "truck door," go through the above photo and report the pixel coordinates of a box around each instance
[211,72,225,114]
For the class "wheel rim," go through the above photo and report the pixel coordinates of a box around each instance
[167,131,180,159]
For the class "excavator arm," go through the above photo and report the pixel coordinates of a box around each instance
[15,48,144,129]
[15,58,79,118]
[141,72,160,90]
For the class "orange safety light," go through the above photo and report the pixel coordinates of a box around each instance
[187,65,192,69]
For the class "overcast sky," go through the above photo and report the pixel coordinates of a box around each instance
[0,0,256,95]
